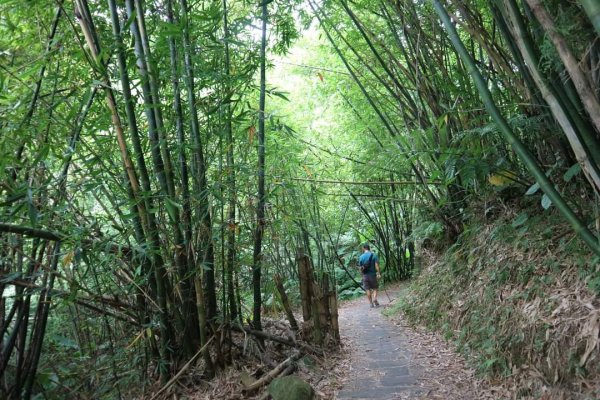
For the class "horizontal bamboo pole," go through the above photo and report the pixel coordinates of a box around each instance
[286,177,443,185]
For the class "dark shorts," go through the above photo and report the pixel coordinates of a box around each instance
[363,274,378,290]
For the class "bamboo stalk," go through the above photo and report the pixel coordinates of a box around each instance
[432,0,600,256]
[274,274,299,331]
[73,0,141,201]
[526,0,600,138]
[194,276,215,378]
[252,0,269,336]
[178,0,218,321]
[580,0,600,35]
[288,177,443,185]
[222,0,238,324]
[501,0,600,194]
[166,0,200,354]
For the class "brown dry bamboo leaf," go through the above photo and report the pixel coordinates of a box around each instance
[579,312,600,366]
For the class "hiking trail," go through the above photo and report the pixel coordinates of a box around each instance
[335,285,497,399]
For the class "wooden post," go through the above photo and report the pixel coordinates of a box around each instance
[310,282,322,345]
[321,273,332,335]
[329,288,340,343]
[296,248,312,322]
[274,274,298,331]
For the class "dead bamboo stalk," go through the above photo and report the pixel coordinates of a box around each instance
[243,352,301,393]
[231,325,321,355]
[274,274,299,331]
[288,177,443,185]
[149,336,215,400]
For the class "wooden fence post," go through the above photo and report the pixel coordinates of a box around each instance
[297,248,312,322]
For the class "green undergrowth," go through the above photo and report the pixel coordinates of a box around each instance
[389,201,600,398]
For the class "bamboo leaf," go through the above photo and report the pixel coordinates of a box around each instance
[512,212,529,227]
[541,194,552,210]
[62,251,75,267]
[525,182,540,195]
[27,187,38,226]
[164,197,181,221]
[563,164,581,182]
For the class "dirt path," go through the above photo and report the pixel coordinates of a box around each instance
[335,286,494,399]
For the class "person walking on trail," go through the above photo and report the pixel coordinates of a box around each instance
[359,244,381,308]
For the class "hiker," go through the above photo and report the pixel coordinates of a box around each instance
[359,243,381,308]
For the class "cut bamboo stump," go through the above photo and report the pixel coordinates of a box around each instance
[297,248,312,322]
[329,288,340,343]
[296,249,340,346]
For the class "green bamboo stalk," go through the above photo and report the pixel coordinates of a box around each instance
[178,0,215,377]
[339,0,420,119]
[310,0,462,236]
[132,0,177,200]
[74,0,142,215]
[222,0,238,323]
[99,0,172,381]
[526,0,600,142]
[432,0,600,256]
[500,0,600,193]
[580,0,600,36]
[166,0,200,354]
[252,0,268,336]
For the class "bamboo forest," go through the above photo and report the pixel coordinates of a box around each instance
[1,0,600,398]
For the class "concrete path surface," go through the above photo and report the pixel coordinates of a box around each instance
[334,284,486,400]
[336,296,424,399]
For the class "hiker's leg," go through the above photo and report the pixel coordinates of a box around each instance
[372,276,379,306]
[363,275,372,304]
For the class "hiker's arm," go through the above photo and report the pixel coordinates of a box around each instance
[376,261,381,277]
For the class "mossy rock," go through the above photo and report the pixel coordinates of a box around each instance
[267,375,315,400]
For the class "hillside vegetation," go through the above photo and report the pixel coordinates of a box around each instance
[394,193,599,398]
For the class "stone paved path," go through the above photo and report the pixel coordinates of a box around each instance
[336,296,425,399]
